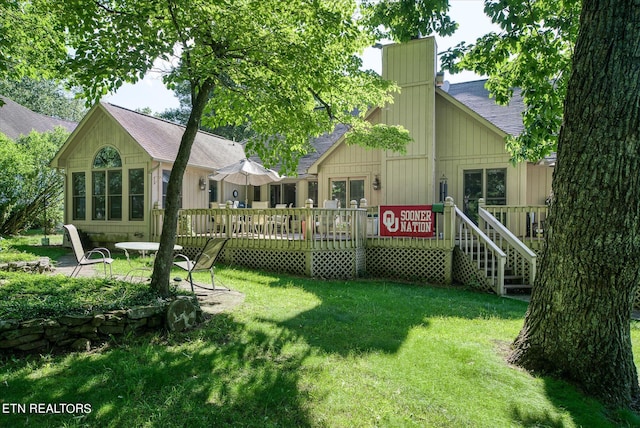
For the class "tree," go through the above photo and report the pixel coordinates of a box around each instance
[156,80,254,142]
[0,0,67,107]
[0,127,68,235]
[370,0,640,409]
[0,77,87,121]
[56,0,411,296]
[508,0,640,408]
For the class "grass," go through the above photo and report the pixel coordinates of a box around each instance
[1,234,640,427]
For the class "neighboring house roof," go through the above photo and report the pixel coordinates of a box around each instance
[0,95,77,140]
[100,103,245,170]
[445,79,525,136]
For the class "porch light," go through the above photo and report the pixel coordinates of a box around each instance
[199,177,206,190]
[372,176,381,190]
[439,174,448,202]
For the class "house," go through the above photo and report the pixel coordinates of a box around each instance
[50,102,245,245]
[0,95,77,139]
[305,36,553,213]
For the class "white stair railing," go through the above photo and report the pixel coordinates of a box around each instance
[478,199,537,288]
[454,206,506,295]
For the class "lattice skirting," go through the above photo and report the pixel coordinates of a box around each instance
[311,249,365,279]
[452,246,494,293]
[225,248,307,276]
[366,247,451,283]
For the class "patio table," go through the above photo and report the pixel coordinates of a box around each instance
[115,242,183,280]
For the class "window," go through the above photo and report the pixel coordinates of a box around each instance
[162,170,182,208]
[308,181,318,207]
[72,172,85,220]
[129,169,144,220]
[92,147,122,220]
[463,168,506,222]
[331,178,364,208]
[210,179,219,205]
[270,183,296,207]
[162,170,171,208]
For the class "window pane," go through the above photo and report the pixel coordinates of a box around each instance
[162,170,171,208]
[93,147,122,168]
[129,169,144,220]
[463,170,483,223]
[349,179,365,206]
[108,170,122,220]
[129,169,145,194]
[283,183,296,206]
[92,171,106,220]
[72,172,85,220]
[308,181,318,207]
[331,180,346,208]
[486,169,507,205]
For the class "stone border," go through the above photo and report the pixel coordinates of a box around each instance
[0,297,201,354]
[0,257,53,274]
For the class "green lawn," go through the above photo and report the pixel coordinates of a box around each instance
[1,235,639,427]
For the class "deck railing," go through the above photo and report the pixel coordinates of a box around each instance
[151,206,368,250]
[455,205,506,295]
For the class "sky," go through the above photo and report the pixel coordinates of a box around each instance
[105,0,498,113]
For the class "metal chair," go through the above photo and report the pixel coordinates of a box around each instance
[173,238,229,293]
[63,224,113,278]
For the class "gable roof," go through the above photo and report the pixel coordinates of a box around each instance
[100,103,245,169]
[0,95,77,140]
[445,79,525,136]
[297,123,350,177]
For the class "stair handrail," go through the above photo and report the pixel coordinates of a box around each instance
[454,205,506,295]
[478,202,537,287]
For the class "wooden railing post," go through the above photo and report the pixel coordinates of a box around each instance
[444,196,455,246]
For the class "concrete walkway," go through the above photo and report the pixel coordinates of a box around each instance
[51,254,245,315]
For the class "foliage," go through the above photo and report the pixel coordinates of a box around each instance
[0,272,168,321]
[440,0,581,162]
[360,0,458,41]
[57,0,410,175]
[0,128,68,235]
[0,77,87,121]
[0,0,67,106]
[156,80,254,142]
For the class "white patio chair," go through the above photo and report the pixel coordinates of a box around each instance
[63,224,113,278]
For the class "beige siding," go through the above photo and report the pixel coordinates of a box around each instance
[526,164,554,205]
[61,108,152,241]
[435,92,527,206]
[381,37,437,203]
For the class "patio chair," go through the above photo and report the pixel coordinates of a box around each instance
[63,224,113,278]
[173,237,229,293]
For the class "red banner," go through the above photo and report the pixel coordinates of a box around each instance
[379,205,435,237]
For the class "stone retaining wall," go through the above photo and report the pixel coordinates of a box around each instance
[0,297,200,354]
[0,257,53,274]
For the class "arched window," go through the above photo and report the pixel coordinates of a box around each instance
[92,147,122,220]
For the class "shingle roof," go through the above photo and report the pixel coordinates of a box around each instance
[101,102,245,170]
[445,79,525,136]
[0,95,77,140]
[297,123,349,176]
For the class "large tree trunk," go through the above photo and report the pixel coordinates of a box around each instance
[150,81,213,297]
[509,0,640,408]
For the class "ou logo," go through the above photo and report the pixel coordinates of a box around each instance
[382,210,399,232]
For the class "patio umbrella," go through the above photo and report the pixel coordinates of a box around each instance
[211,158,282,207]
